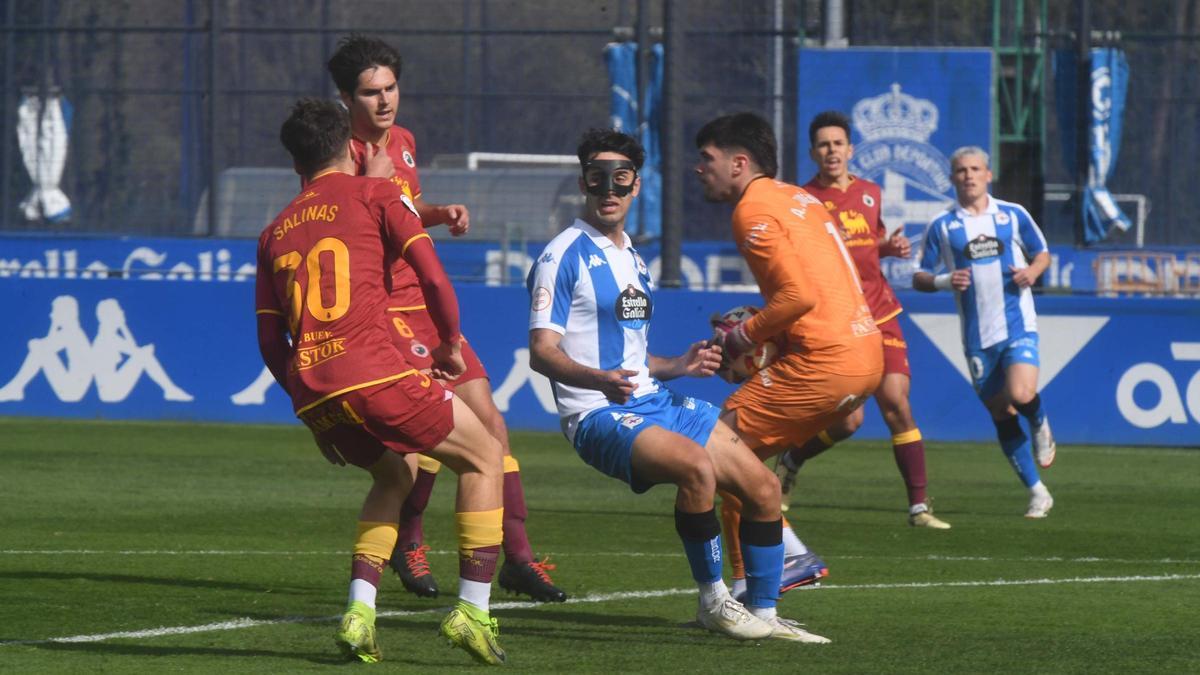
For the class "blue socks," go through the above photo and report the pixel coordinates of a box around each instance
[994,414,1039,487]
[675,509,723,583]
[739,518,783,609]
[1014,394,1047,427]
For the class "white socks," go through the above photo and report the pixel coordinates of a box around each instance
[458,578,491,612]
[348,578,378,608]
[782,526,809,556]
[699,579,730,608]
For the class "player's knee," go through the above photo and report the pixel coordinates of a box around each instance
[840,408,866,435]
[1009,383,1036,406]
[742,465,781,513]
[673,453,716,495]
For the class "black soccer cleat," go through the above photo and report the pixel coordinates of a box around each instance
[389,543,439,598]
[497,556,568,603]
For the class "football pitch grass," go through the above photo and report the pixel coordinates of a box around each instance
[1,417,1197,673]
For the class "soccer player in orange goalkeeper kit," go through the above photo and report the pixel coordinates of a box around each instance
[696,112,884,601]
[771,110,951,530]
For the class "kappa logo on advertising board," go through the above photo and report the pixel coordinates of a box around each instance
[0,296,193,403]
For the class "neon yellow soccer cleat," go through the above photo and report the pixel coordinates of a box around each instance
[334,600,382,663]
[440,600,507,665]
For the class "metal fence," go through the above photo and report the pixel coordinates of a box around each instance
[2,0,1197,246]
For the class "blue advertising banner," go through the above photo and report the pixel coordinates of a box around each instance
[1,271,1196,446]
[1055,47,1133,242]
[797,48,994,287]
[4,234,1198,299]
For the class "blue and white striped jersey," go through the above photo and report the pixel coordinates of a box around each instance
[919,195,1048,351]
[527,220,658,436]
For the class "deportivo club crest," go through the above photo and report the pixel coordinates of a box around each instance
[849,84,953,239]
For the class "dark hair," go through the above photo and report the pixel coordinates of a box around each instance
[327,35,403,95]
[694,112,778,178]
[808,110,852,147]
[576,128,645,169]
[280,98,350,176]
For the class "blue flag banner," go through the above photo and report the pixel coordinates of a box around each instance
[603,42,662,239]
[1054,47,1132,243]
[797,48,994,287]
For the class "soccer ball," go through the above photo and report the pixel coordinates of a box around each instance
[710,305,784,383]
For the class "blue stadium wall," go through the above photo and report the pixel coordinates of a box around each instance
[2,235,1198,447]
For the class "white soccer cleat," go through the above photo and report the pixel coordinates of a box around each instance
[1032,419,1057,468]
[1025,492,1054,519]
[696,598,773,640]
[764,616,832,644]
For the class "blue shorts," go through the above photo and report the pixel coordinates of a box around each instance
[572,388,721,494]
[966,333,1040,401]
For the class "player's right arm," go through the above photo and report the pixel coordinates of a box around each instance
[526,247,635,403]
[733,210,817,344]
[253,244,292,393]
[912,219,970,292]
[529,328,635,403]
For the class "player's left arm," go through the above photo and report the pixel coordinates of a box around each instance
[1009,206,1051,288]
[735,212,817,347]
[878,217,911,259]
[415,197,470,237]
[648,342,723,381]
[379,186,466,378]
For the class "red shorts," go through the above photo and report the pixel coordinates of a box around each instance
[297,374,454,469]
[879,317,911,378]
[386,308,489,387]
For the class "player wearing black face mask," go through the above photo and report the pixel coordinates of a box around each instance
[582,159,638,197]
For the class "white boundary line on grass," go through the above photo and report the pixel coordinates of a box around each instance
[4,549,1200,566]
[3,574,1198,647]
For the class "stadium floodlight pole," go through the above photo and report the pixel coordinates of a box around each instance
[1,0,15,231]
[206,0,219,238]
[659,0,683,288]
[823,0,847,47]
[1074,0,1091,246]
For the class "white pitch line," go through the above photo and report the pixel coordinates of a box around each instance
[3,550,1199,566]
[3,574,1198,647]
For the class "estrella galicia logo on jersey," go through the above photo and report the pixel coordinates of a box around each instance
[616,284,651,328]
[965,234,1005,261]
[401,149,416,168]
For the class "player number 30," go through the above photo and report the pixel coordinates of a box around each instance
[272,237,351,334]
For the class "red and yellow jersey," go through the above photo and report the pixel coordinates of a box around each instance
[255,171,428,413]
[734,177,880,375]
[350,125,427,310]
[802,175,902,324]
